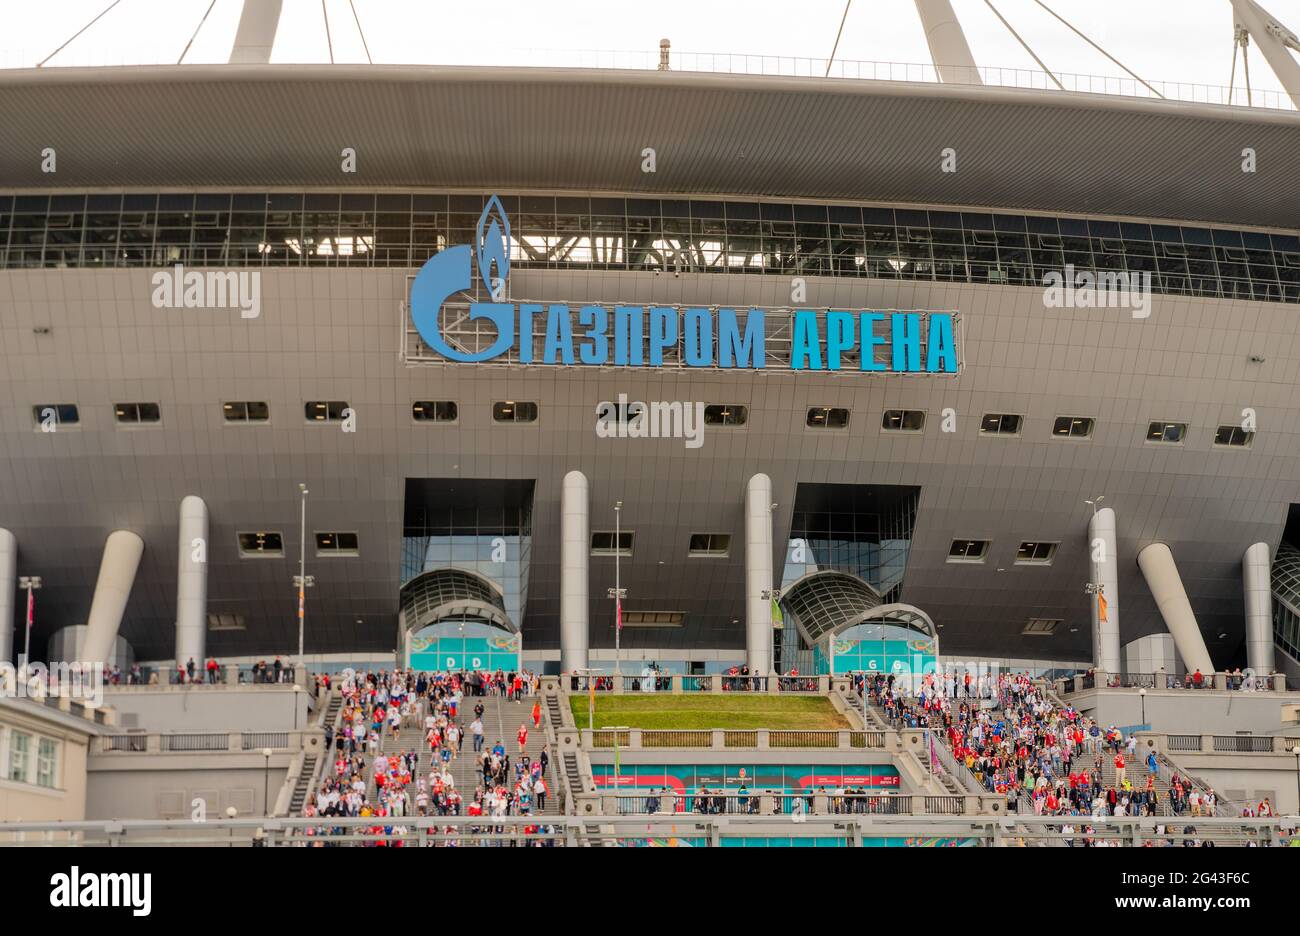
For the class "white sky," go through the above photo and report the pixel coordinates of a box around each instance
[2,0,1298,101]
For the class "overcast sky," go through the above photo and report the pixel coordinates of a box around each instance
[3,0,1298,101]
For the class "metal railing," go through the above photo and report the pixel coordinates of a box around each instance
[95,731,302,755]
[582,728,887,750]
[1212,735,1278,753]
[923,729,989,796]
[2,814,1294,847]
[1167,735,1203,753]
[606,790,916,817]
[161,733,231,753]
[5,48,1292,112]
[242,732,290,751]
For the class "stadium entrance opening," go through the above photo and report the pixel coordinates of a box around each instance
[398,568,521,672]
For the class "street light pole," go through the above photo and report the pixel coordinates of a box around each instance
[1292,746,1300,816]
[606,501,627,683]
[297,484,308,669]
[1139,687,1147,728]
[262,748,273,817]
[17,575,42,672]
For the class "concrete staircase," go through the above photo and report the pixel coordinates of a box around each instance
[288,690,342,817]
[365,691,561,817]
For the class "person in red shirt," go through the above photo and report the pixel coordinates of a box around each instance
[517,724,528,752]
[1114,753,1126,786]
[531,700,542,729]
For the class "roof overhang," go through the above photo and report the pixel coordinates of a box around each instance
[1,64,1297,229]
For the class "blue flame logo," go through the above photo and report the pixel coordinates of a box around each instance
[410,196,514,363]
[476,194,510,300]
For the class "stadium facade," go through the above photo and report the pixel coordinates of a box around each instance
[1,54,1299,679]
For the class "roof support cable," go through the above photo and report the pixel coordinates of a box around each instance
[1229,24,1251,103]
[37,0,124,67]
[981,0,1065,91]
[178,0,219,65]
[825,0,853,77]
[323,0,335,64]
[349,0,373,65]
[1031,0,1163,98]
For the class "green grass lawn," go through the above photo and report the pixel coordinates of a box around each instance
[568,693,849,730]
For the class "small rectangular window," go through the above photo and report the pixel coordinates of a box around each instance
[237,532,284,556]
[807,407,850,429]
[1022,618,1061,635]
[8,731,30,783]
[979,413,1022,435]
[882,409,925,432]
[315,531,359,555]
[1213,425,1253,448]
[688,533,732,556]
[1015,541,1058,565]
[224,401,270,422]
[703,404,748,427]
[1052,415,1094,438]
[305,401,350,422]
[619,611,684,628]
[36,738,57,789]
[33,404,79,427]
[948,539,989,563]
[1146,421,1186,444]
[412,401,458,422]
[115,402,161,424]
[493,401,538,423]
[591,531,633,556]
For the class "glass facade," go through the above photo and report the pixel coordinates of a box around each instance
[2,193,1295,304]
[401,502,533,633]
[784,490,918,598]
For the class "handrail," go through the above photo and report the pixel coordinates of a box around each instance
[923,729,989,796]
[1,49,1292,112]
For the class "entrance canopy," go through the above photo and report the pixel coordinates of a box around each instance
[781,570,937,647]
[399,567,517,635]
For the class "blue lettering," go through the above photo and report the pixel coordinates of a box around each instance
[683,307,713,367]
[613,306,644,366]
[543,304,575,365]
[826,312,854,371]
[718,309,765,369]
[791,311,822,370]
[891,312,921,372]
[926,313,958,373]
[648,307,678,366]
[517,303,541,364]
[859,312,886,371]
[578,305,608,365]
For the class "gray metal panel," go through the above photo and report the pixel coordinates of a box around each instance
[2,263,1299,666]
[0,65,1297,228]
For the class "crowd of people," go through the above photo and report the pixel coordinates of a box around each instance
[862,669,1237,833]
[299,667,556,846]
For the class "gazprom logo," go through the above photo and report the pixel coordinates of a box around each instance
[410,195,514,363]
[409,196,958,373]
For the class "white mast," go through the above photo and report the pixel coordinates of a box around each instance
[229,0,284,64]
[1230,0,1300,107]
[914,0,983,84]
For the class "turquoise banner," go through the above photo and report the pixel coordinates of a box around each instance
[813,637,936,677]
[590,762,901,794]
[408,634,520,672]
